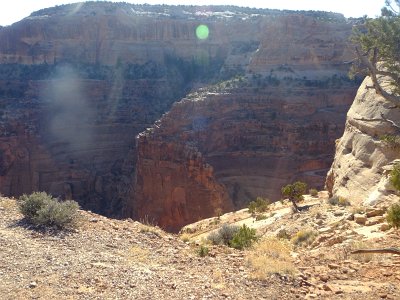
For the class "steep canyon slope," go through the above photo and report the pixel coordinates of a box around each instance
[0,2,359,229]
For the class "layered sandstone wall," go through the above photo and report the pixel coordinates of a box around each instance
[326,76,400,205]
[132,77,357,229]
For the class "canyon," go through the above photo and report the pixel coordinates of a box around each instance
[0,2,360,231]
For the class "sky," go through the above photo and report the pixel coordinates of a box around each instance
[0,0,386,26]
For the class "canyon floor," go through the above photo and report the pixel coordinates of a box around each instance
[0,194,399,299]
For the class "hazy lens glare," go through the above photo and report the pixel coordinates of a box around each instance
[196,24,209,40]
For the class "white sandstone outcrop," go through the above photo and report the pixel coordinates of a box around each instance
[326,76,400,206]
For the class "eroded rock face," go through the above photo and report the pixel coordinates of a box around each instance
[326,76,400,205]
[132,76,358,230]
[132,137,234,232]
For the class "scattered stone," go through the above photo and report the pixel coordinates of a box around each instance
[324,235,345,246]
[322,284,332,292]
[354,214,367,225]
[366,208,386,218]
[29,282,37,288]
[319,274,329,283]
[318,227,331,234]
[366,216,386,226]
[333,211,344,217]
[328,264,340,270]
[305,293,318,299]
[380,223,391,231]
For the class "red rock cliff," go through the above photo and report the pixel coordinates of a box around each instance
[132,76,357,231]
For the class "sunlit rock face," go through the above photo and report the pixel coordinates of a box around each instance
[326,76,400,206]
[0,2,359,228]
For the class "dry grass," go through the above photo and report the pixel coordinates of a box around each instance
[126,246,151,264]
[349,240,376,263]
[138,223,164,237]
[211,268,226,289]
[180,233,191,242]
[0,197,16,210]
[247,238,296,279]
[308,205,324,218]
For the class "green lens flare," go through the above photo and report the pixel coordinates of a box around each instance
[196,24,209,40]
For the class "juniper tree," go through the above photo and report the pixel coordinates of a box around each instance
[281,181,307,212]
[351,0,400,105]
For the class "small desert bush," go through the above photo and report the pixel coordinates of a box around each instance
[18,192,80,230]
[248,197,270,214]
[247,238,296,279]
[230,224,258,250]
[291,229,317,247]
[255,214,268,221]
[390,163,400,191]
[328,196,350,207]
[208,224,239,245]
[309,188,318,197]
[197,245,209,257]
[387,201,400,228]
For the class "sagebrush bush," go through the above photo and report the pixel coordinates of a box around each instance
[197,245,209,257]
[18,192,53,221]
[291,229,317,247]
[18,192,80,230]
[248,197,270,214]
[230,224,258,250]
[207,224,239,245]
[387,202,400,228]
[255,214,268,221]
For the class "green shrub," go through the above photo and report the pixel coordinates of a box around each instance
[248,197,270,214]
[309,188,318,197]
[390,163,400,191]
[197,245,209,257]
[387,202,400,228]
[207,224,239,245]
[18,192,80,230]
[230,224,258,250]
